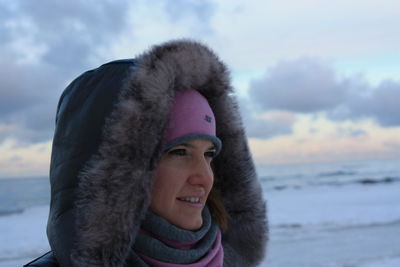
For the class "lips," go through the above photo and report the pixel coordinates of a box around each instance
[176,197,201,203]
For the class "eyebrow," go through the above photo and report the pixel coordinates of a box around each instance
[179,143,216,150]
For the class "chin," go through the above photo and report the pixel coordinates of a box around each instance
[176,217,203,231]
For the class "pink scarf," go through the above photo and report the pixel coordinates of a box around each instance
[138,230,223,267]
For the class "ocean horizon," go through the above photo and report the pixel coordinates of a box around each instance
[1,157,399,266]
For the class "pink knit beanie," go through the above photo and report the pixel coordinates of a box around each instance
[163,89,222,154]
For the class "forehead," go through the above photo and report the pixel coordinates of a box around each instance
[177,139,215,149]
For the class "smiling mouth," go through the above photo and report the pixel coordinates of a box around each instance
[176,197,201,204]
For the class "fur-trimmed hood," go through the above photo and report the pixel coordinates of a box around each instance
[47,40,268,266]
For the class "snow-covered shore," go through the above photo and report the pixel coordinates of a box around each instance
[262,183,400,266]
[1,182,400,266]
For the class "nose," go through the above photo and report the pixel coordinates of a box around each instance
[187,155,214,187]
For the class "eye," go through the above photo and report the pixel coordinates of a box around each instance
[167,148,187,156]
[205,150,216,159]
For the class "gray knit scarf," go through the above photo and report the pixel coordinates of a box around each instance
[128,207,218,266]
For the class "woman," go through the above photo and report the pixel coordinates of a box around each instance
[25,40,267,266]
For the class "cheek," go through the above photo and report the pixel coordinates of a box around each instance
[206,167,215,191]
[151,168,179,203]
[151,178,169,214]
[152,175,168,201]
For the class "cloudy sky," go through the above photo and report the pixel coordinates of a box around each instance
[1,0,399,177]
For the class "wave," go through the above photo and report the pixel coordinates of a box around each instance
[260,176,276,182]
[322,176,400,187]
[356,176,400,185]
[271,219,400,230]
[318,170,357,177]
[0,208,24,217]
[266,175,400,191]
[0,205,50,263]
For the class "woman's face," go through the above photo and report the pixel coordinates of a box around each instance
[150,139,216,230]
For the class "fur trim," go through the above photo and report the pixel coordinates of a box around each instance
[55,39,267,266]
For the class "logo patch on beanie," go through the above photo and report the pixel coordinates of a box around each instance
[205,115,212,123]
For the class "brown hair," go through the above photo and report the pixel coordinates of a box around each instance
[207,187,229,232]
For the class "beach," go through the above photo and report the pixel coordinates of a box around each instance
[1,159,400,266]
[263,183,400,266]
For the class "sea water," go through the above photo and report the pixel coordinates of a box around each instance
[1,158,399,266]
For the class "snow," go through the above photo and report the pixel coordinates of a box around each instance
[0,205,50,265]
[266,183,400,228]
[361,257,400,267]
[260,183,400,266]
[1,183,400,266]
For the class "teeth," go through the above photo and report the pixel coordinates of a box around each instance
[178,197,200,203]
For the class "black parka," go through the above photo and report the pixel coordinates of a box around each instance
[25,40,268,267]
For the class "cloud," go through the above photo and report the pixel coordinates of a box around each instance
[0,139,52,177]
[383,140,400,152]
[0,61,37,117]
[5,104,57,143]
[249,58,349,112]
[0,57,58,115]
[336,126,367,138]
[207,0,400,74]
[345,80,400,126]
[0,0,219,145]
[162,0,214,23]
[0,0,138,144]
[0,0,134,143]
[0,56,60,142]
[249,57,400,128]
[244,114,295,139]
[2,0,130,69]
[1,0,399,146]
[238,98,295,138]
